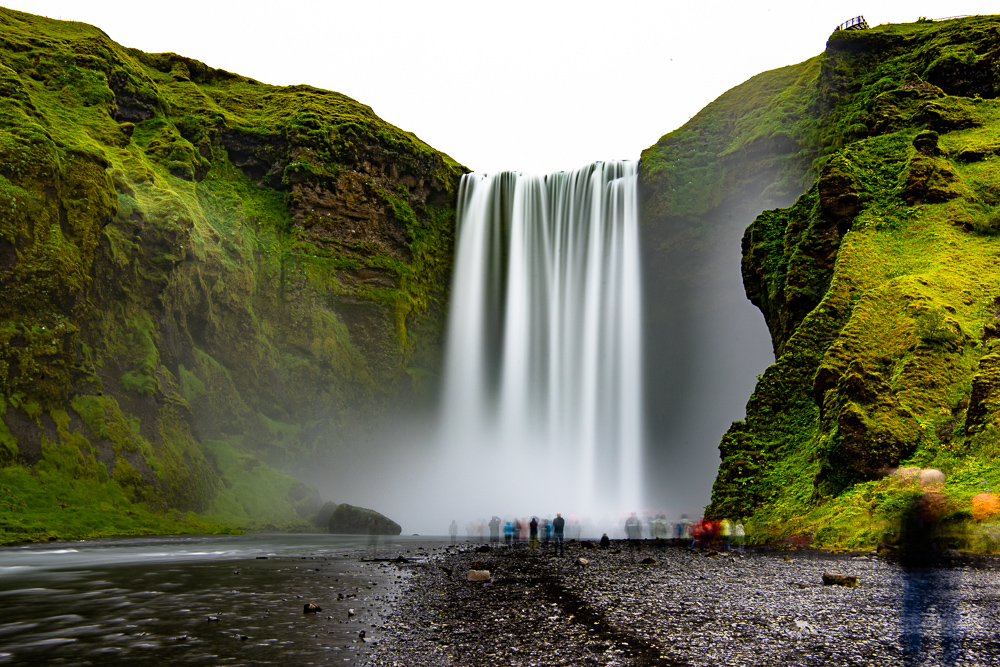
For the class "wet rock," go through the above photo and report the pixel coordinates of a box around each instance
[822,572,858,587]
[304,603,322,613]
[639,557,657,565]
[328,503,402,536]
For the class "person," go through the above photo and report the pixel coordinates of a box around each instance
[624,512,641,542]
[504,520,514,546]
[897,469,959,666]
[552,512,566,557]
[489,516,501,543]
[690,519,702,550]
[541,518,552,548]
[448,519,458,545]
[512,518,523,548]
[720,518,732,551]
[734,522,745,552]
[599,533,610,549]
[368,517,380,554]
[529,517,539,551]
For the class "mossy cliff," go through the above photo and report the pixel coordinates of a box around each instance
[701,15,1000,548]
[0,8,464,543]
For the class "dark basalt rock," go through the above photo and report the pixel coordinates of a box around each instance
[822,572,859,587]
[328,503,401,535]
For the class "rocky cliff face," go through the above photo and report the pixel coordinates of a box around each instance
[706,15,1000,548]
[0,8,463,542]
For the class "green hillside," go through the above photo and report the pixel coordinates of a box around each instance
[703,15,1000,550]
[0,8,463,542]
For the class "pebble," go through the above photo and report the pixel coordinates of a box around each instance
[363,543,1000,666]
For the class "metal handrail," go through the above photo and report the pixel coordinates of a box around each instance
[835,15,869,31]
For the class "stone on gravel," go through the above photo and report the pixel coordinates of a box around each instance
[303,603,322,613]
[577,557,591,566]
[822,572,858,587]
[467,570,491,581]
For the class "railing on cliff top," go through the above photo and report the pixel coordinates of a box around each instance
[835,15,869,31]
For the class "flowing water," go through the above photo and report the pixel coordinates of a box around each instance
[440,160,643,519]
[0,534,441,665]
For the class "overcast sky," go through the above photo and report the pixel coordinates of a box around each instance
[5,1,997,173]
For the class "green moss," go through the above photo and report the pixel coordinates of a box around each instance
[709,15,1000,550]
[0,5,466,540]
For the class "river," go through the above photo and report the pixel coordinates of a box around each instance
[0,533,444,665]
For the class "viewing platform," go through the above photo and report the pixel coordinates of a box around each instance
[836,15,869,31]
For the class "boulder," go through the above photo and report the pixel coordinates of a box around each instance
[328,503,402,535]
[467,570,490,581]
[303,603,322,613]
[822,572,858,587]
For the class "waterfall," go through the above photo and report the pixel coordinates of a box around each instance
[440,160,643,519]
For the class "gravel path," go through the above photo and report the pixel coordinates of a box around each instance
[361,541,1000,666]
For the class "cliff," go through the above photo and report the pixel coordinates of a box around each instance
[703,15,1000,548]
[0,8,463,542]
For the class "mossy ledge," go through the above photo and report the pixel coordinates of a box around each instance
[703,15,1000,550]
[0,8,464,543]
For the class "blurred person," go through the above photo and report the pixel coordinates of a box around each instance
[512,518,523,548]
[653,514,668,540]
[553,512,566,556]
[541,518,552,547]
[569,515,581,540]
[449,519,458,545]
[529,517,539,551]
[897,469,959,666]
[625,512,641,542]
[690,519,702,550]
[600,533,611,549]
[734,522,745,552]
[720,518,732,551]
[368,517,380,554]
[504,520,514,546]
[489,516,501,543]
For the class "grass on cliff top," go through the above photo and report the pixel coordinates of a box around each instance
[640,54,822,221]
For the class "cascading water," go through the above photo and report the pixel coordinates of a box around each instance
[440,160,643,520]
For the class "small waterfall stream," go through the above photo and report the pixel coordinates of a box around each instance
[441,161,643,518]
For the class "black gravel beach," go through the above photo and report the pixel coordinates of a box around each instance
[361,541,1000,666]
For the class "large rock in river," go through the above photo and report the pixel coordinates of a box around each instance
[328,504,402,535]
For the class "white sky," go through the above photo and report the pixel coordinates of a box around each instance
[5,1,997,173]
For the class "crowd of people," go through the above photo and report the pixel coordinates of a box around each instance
[446,512,748,553]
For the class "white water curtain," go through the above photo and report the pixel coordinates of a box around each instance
[441,161,643,518]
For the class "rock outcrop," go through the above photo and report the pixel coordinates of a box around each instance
[328,503,402,535]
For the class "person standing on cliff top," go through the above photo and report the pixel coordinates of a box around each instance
[448,519,458,545]
[529,517,539,551]
[553,512,566,557]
